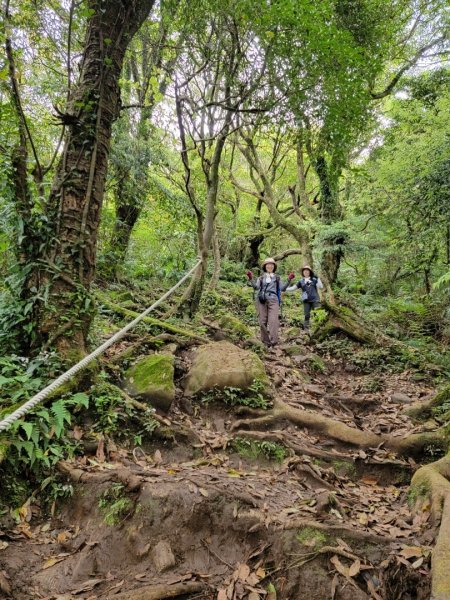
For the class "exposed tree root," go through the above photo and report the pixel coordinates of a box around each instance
[107,333,198,365]
[231,429,351,461]
[231,399,448,457]
[410,454,450,600]
[281,518,403,544]
[405,384,450,422]
[95,293,208,342]
[58,461,142,492]
[108,581,206,600]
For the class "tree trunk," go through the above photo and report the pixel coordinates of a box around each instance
[26,0,155,355]
[105,202,141,279]
[209,226,221,290]
[315,154,344,285]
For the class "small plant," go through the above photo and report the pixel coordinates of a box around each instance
[231,437,286,462]
[358,376,383,393]
[200,380,269,410]
[6,392,89,474]
[98,483,133,526]
[296,527,328,548]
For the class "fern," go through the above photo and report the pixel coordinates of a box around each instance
[51,400,72,438]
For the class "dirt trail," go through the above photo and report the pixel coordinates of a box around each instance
[0,327,439,600]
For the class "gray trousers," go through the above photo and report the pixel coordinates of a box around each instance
[256,298,280,344]
[303,301,321,328]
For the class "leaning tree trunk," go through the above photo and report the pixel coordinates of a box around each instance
[26,0,155,355]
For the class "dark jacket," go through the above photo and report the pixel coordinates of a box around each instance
[296,276,322,303]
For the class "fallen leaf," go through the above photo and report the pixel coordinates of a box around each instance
[217,590,227,600]
[411,556,424,569]
[73,426,84,440]
[42,554,70,569]
[399,546,423,559]
[0,571,11,595]
[0,541,9,550]
[154,449,162,464]
[330,555,348,577]
[330,573,339,600]
[236,563,251,582]
[348,559,361,577]
[199,487,209,497]
[71,578,104,594]
[360,476,378,486]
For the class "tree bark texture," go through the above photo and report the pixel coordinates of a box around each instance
[27,0,156,353]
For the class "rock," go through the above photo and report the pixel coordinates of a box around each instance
[124,353,175,412]
[391,392,413,404]
[218,313,253,340]
[285,326,303,339]
[151,540,176,572]
[184,341,270,397]
[283,344,307,357]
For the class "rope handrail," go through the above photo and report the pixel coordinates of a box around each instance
[0,259,202,433]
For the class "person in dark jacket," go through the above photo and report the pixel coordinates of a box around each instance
[246,257,294,346]
[286,265,324,330]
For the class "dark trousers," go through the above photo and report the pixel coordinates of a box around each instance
[303,301,321,329]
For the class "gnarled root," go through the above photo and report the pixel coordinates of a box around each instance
[410,455,450,600]
[109,581,206,600]
[232,399,448,457]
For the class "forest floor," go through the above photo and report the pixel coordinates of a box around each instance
[0,282,447,600]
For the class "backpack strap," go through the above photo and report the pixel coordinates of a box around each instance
[276,275,281,305]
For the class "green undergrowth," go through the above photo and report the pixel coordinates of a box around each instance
[296,527,329,548]
[98,483,134,526]
[231,437,287,462]
[198,379,269,409]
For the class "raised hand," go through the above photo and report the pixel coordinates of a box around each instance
[288,272,295,280]
[246,270,253,280]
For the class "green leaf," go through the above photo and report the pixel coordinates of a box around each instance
[20,421,34,440]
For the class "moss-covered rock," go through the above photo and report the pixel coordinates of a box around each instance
[218,313,253,340]
[184,341,270,397]
[124,353,175,412]
[283,344,307,357]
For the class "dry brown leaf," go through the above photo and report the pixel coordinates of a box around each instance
[399,546,423,559]
[96,437,105,463]
[154,449,162,464]
[42,554,70,569]
[330,555,348,578]
[73,426,84,440]
[0,571,11,595]
[199,487,209,497]
[70,578,104,594]
[330,573,339,600]
[236,563,251,582]
[217,589,228,600]
[348,559,361,577]
[0,541,9,551]
[411,556,424,569]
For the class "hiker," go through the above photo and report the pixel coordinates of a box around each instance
[246,257,295,347]
[286,265,324,331]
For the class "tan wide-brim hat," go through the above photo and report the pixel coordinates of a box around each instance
[261,257,277,272]
[301,265,313,276]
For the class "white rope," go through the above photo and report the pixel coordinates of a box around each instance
[0,259,202,433]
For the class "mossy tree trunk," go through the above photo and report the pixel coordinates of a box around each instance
[21,0,156,355]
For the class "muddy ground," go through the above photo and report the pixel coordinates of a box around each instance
[0,326,439,600]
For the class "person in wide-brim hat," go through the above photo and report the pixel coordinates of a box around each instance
[261,257,277,272]
[245,257,294,347]
[285,264,324,331]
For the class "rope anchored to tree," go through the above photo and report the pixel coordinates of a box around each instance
[0,259,202,433]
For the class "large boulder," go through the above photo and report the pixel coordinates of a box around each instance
[124,353,175,412]
[184,341,270,397]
